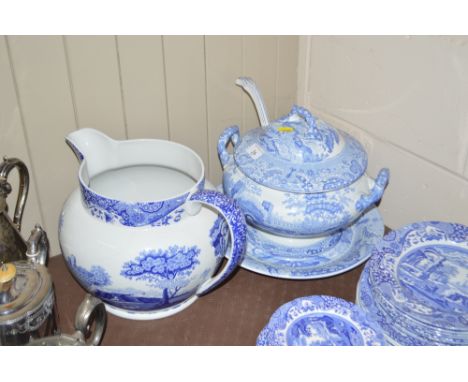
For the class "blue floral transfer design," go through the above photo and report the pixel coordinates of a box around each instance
[222,163,387,236]
[222,105,369,194]
[189,190,247,294]
[367,221,468,333]
[80,180,203,227]
[218,104,390,236]
[257,295,386,346]
[235,207,383,280]
[151,208,185,227]
[65,251,201,312]
[121,246,200,305]
[210,215,229,259]
[91,289,196,312]
[66,255,112,288]
[357,265,468,346]
[359,221,468,345]
[260,105,339,163]
[218,125,240,168]
[355,168,390,212]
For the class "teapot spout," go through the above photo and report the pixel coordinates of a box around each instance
[66,128,118,177]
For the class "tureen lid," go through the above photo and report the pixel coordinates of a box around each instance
[233,105,368,193]
[0,260,54,334]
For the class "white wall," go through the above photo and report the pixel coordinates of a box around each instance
[0,35,298,255]
[298,36,468,229]
[8,35,465,255]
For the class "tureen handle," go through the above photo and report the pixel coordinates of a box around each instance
[189,190,246,296]
[235,77,270,127]
[217,125,240,169]
[355,168,390,212]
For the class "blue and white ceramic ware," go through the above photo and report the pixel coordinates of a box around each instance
[218,77,390,237]
[356,221,468,345]
[232,207,383,279]
[257,295,387,346]
[59,128,247,320]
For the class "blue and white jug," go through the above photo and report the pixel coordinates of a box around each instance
[59,128,246,320]
[218,77,389,237]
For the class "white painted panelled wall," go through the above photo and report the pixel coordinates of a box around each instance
[4,35,467,257]
[0,36,298,255]
[298,36,468,230]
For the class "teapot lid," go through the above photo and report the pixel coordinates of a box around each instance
[0,261,54,335]
[233,105,368,193]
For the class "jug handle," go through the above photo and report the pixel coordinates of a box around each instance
[217,125,240,169]
[0,157,29,231]
[189,190,246,296]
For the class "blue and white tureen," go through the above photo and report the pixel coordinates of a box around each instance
[218,77,390,237]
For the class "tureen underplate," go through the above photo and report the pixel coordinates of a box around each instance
[256,295,387,346]
[365,221,468,333]
[233,207,383,280]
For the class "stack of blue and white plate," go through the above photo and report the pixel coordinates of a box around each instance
[356,221,468,345]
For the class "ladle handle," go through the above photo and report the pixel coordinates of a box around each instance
[189,190,246,296]
[0,157,29,231]
[235,77,270,127]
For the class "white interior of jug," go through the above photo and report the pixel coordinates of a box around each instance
[79,139,204,203]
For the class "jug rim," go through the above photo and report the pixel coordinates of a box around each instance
[75,138,206,227]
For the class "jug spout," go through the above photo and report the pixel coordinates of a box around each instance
[66,128,116,162]
[66,128,118,178]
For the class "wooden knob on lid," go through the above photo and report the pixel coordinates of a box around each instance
[0,263,16,291]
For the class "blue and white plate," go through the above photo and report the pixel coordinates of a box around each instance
[257,295,387,346]
[357,263,468,346]
[366,221,468,334]
[239,207,383,279]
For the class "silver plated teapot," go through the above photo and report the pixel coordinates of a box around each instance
[1,256,106,346]
[27,293,107,346]
[0,157,48,264]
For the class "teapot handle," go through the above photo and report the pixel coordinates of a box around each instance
[217,125,240,169]
[355,168,390,212]
[0,157,29,231]
[189,190,246,296]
